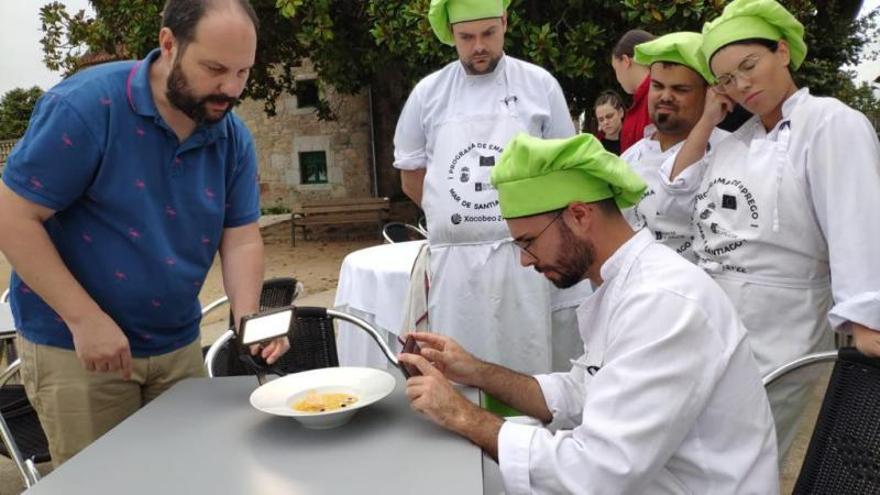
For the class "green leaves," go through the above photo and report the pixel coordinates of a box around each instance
[0,87,44,140]
[34,0,880,123]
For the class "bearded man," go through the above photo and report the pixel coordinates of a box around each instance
[620,32,729,261]
[392,0,587,383]
[0,0,287,466]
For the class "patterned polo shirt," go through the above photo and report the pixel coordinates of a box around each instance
[3,49,260,357]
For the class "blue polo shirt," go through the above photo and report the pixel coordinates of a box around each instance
[3,49,260,357]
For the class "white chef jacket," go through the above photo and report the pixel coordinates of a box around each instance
[654,88,880,373]
[393,55,574,171]
[392,55,587,374]
[497,230,779,494]
[621,125,729,262]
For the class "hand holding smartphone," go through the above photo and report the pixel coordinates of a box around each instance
[398,334,422,378]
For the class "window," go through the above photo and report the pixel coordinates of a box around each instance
[295,79,319,108]
[299,151,328,184]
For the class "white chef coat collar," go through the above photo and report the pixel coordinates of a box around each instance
[642,124,658,141]
[460,52,507,84]
[781,87,810,120]
[740,87,811,138]
[599,229,654,283]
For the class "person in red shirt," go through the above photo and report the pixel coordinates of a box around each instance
[611,29,655,152]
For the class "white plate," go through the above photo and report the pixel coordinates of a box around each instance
[249,367,396,429]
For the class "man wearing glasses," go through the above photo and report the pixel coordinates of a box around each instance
[620,32,729,262]
[393,0,587,380]
[399,132,778,494]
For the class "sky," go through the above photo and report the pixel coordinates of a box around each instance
[1,0,879,96]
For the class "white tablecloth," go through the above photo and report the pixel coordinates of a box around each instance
[334,241,591,371]
[334,241,426,369]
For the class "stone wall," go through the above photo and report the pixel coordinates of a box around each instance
[235,62,374,210]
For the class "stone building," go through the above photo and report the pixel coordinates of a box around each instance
[235,61,377,211]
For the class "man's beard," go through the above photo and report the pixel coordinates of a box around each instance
[652,104,688,134]
[166,59,237,125]
[462,52,502,75]
[536,221,592,289]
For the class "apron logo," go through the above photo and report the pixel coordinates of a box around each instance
[479,155,495,167]
[474,182,495,192]
[451,213,462,225]
[460,166,470,183]
[722,194,737,210]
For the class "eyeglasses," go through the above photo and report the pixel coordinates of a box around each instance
[713,52,767,94]
[514,211,563,259]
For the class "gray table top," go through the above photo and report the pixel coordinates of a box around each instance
[25,375,485,495]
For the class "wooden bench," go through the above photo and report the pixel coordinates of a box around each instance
[290,197,390,246]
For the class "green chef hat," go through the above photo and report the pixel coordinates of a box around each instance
[634,32,713,83]
[702,0,807,71]
[429,0,511,46]
[490,133,647,219]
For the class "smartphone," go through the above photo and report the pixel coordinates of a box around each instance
[398,334,422,379]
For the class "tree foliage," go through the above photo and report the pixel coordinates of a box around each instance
[37,0,880,196]
[0,87,44,140]
[39,0,879,118]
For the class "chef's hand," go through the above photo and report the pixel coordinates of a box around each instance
[405,332,483,387]
[700,86,736,128]
[851,323,880,358]
[69,311,133,379]
[400,352,481,431]
[250,336,290,365]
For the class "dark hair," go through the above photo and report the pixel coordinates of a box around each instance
[162,0,259,49]
[612,29,655,59]
[593,90,625,113]
[710,38,779,67]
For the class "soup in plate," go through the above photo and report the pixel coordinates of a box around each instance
[293,390,358,413]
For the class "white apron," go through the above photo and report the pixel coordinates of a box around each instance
[692,111,834,376]
[422,69,567,375]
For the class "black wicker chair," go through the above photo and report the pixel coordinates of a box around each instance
[205,306,340,378]
[381,222,426,244]
[0,355,47,488]
[201,277,302,377]
[205,306,400,379]
[765,347,880,494]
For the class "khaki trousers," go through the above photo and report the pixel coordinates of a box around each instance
[16,336,206,467]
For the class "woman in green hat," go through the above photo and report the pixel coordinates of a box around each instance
[659,0,880,455]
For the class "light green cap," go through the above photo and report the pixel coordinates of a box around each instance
[634,32,713,83]
[490,133,647,219]
[429,0,511,46]
[702,0,807,71]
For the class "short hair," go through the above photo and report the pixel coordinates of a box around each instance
[161,0,259,49]
[612,29,655,59]
[593,90,625,112]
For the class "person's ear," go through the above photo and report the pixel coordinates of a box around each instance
[158,27,176,58]
[775,39,791,68]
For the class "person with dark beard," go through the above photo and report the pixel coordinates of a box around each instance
[619,32,729,262]
[397,133,779,494]
[391,0,588,391]
[0,0,287,467]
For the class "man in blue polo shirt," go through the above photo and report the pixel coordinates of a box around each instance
[0,0,287,466]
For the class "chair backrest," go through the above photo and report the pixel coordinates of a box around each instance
[212,277,302,376]
[793,347,880,494]
[208,306,340,377]
[382,222,427,244]
[0,359,47,488]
